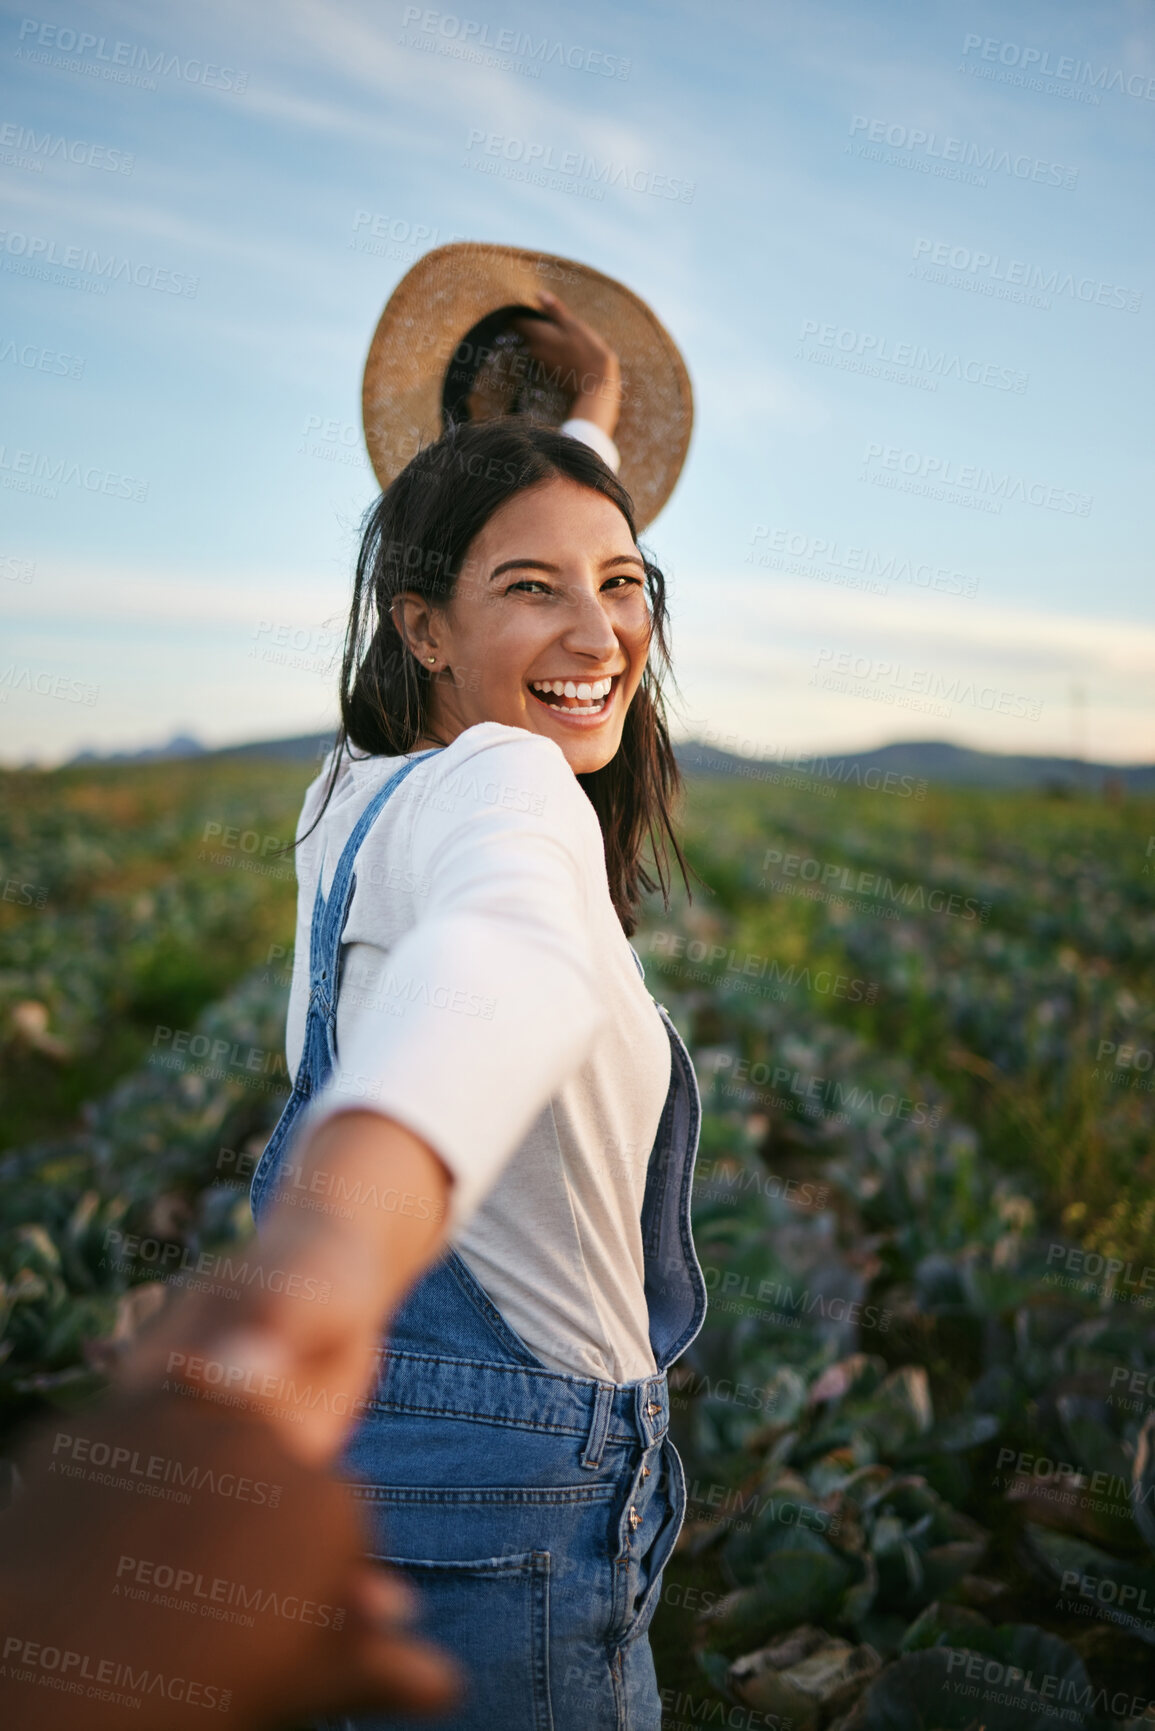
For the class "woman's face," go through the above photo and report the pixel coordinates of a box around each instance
[401,477,652,776]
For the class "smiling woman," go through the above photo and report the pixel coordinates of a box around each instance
[326,415,691,935]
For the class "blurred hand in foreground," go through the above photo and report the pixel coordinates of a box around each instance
[0,1114,460,1727]
[0,1385,462,1731]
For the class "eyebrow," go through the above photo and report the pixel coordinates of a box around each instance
[489,553,646,581]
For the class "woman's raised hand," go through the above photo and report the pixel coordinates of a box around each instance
[512,290,623,438]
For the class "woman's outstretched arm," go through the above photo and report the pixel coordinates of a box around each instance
[121,1109,455,1466]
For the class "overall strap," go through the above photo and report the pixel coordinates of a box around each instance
[251,749,443,1227]
[308,749,442,993]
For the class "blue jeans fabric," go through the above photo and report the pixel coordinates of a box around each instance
[250,751,708,1729]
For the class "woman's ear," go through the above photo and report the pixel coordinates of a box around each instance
[390,592,439,664]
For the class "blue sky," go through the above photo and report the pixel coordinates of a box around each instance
[2,0,1153,765]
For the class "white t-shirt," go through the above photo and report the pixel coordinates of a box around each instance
[283,722,671,1383]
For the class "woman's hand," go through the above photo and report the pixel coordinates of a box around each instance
[512,290,623,438]
[114,1211,393,1468]
[117,1110,453,1468]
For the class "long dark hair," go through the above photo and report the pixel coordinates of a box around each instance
[300,417,694,937]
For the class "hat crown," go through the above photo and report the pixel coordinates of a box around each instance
[361,242,693,531]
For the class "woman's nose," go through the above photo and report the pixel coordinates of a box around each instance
[559,585,621,652]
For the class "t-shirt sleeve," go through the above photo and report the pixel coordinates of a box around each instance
[289,732,609,1237]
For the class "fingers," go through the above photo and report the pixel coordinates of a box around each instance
[114,1222,389,1466]
[336,1627,465,1718]
[536,288,564,317]
[536,289,580,332]
[304,1564,464,1721]
[351,1561,419,1626]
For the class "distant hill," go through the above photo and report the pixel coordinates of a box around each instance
[64,731,1155,793]
[674,737,1155,795]
[64,731,331,768]
[67,732,206,766]
[209,732,333,765]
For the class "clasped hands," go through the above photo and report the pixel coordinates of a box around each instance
[0,1112,461,1730]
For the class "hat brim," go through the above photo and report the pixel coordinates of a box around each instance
[361,242,693,532]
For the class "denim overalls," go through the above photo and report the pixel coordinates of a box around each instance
[250,751,708,1730]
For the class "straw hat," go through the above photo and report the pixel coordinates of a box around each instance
[361,242,693,530]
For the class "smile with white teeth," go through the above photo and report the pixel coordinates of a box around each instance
[529,674,616,715]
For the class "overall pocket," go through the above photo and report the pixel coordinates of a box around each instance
[365,1547,553,1731]
[346,1468,623,1729]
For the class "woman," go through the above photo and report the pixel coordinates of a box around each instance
[231,410,709,1731]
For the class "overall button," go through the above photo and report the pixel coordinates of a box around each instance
[628,1506,641,1531]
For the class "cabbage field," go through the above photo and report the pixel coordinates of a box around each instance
[2,749,1154,1729]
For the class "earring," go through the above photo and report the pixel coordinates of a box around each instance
[427,656,436,664]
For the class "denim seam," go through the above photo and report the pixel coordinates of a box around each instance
[351,1485,618,1506]
[532,1549,553,1731]
[361,1400,591,1438]
[364,1547,546,1575]
[656,1016,709,1367]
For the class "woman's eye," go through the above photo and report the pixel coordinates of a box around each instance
[507,575,643,595]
